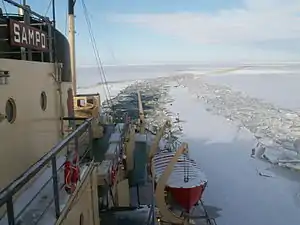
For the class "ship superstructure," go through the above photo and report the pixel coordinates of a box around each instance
[0,0,74,189]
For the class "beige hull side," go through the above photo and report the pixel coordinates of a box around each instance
[0,59,72,189]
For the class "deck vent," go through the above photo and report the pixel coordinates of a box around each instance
[0,70,10,85]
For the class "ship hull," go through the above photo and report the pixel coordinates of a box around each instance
[168,184,205,211]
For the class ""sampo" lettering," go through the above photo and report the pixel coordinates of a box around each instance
[9,19,48,51]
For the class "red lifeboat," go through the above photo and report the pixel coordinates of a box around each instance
[152,151,207,212]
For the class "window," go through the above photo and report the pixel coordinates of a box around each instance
[77,99,85,107]
[40,91,47,111]
[5,98,16,123]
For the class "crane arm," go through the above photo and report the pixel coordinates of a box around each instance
[149,120,171,158]
[154,142,189,224]
[137,91,145,133]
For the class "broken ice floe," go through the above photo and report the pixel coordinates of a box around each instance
[178,75,300,170]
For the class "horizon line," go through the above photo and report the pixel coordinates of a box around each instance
[77,61,300,68]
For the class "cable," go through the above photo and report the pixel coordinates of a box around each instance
[82,15,110,107]
[1,0,8,14]
[44,0,52,17]
[64,4,68,35]
[81,0,112,106]
[81,0,110,97]
[79,12,109,104]
[80,0,113,109]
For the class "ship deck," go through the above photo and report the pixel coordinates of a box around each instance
[0,123,116,225]
[99,205,155,225]
[0,123,217,225]
[100,160,218,225]
[100,129,218,225]
[98,129,155,225]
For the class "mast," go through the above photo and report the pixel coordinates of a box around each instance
[68,0,77,95]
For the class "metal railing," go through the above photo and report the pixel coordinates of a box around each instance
[0,118,93,225]
[2,0,51,23]
[0,0,55,62]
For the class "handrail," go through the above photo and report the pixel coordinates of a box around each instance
[0,1,56,63]
[0,118,92,204]
[2,0,51,23]
[0,118,93,224]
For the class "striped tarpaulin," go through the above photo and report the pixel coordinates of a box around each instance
[152,152,207,188]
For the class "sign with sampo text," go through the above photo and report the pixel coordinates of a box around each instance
[9,19,48,51]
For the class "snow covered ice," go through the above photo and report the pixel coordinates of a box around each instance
[167,84,300,225]
[176,66,300,170]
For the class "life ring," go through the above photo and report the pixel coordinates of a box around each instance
[64,153,80,194]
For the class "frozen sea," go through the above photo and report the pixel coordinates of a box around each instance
[169,86,300,225]
[201,65,300,109]
[83,63,300,225]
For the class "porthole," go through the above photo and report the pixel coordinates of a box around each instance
[40,91,47,111]
[79,213,84,225]
[5,98,16,123]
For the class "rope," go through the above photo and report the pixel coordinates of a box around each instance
[1,0,8,15]
[80,0,113,109]
[64,165,78,188]
[44,0,52,17]
[64,5,68,35]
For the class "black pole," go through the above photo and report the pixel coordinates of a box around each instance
[52,0,57,62]
[68,0,75,15]
[52,0,56,28]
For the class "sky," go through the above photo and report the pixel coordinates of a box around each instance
[1,0,300,66]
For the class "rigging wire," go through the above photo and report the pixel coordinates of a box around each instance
[44,0,52,17]
[1,0,8,14]
[64,4,68,35]
[81,0,112,106]
[79,18,109,108]
[80,0,113,108]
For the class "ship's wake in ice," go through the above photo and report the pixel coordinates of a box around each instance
[178,75,300,169]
